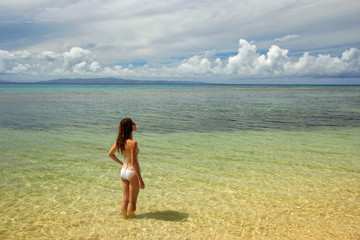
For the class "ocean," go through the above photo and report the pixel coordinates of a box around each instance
[0,84,359,239]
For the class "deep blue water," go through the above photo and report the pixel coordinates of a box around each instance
[1,84,360,133]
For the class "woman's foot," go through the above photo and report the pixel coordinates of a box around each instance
[128,210,135,218]
[121,209,128,219]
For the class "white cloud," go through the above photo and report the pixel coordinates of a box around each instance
[0,49,33,60]
[0,39,359,82]
[40,51,59,61]
[178,55,211,74]
[14,50,32,59]
[178,39,360,78]
[0,50,15,59]
[8,63,32,74]
[0,50,33,73]
[275,35,300,42]
[2,0,358,67]
[89,61,101,72]
[168,39,360,79]
[0,50,13,72]
[62,47,96,72]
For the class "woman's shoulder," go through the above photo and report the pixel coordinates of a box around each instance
[126,139,137,148]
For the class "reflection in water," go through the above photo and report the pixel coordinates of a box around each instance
[136,210,189,222]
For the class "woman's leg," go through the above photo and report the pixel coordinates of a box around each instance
[121,178,130,218]
[128,175,140,218]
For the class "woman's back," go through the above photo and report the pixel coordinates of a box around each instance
[122,139,139,170]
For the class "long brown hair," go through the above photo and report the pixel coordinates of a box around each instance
[116,118,133,153]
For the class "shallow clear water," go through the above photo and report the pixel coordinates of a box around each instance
[0,84,359,239]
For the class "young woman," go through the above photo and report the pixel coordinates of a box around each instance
[108,118,145,219]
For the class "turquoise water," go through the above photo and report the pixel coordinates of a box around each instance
[0,84,360,239]
[1,84,360,132]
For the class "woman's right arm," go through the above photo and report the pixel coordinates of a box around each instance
[108,143,123,166]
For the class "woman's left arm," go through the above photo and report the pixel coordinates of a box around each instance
[130,141,145,189]
[108,142,123,166]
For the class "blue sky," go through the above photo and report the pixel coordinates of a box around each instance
[0,0,360,83]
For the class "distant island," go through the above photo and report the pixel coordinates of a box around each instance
[0,78,209,85]
[2,78,359,86]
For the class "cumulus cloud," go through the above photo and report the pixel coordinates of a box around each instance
[178,55,211,74]
[89,62,101,72]
[40,51,59,61]
[0,50,14,59]
[2,0,359,67]
[0,49,33,73]
[63,47,98,72]
[0,39,359,81]
[0,50,13,72]
[171,39,360,78]
[7,63,32,74]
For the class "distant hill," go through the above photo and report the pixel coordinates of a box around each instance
[34,78,209,85]
[0,80,12,84]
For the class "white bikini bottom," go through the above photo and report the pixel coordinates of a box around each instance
[121,168,135,180]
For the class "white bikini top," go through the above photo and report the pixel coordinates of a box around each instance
[123,146,140,167]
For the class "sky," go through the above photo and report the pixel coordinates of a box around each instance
[1,0,360,83]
